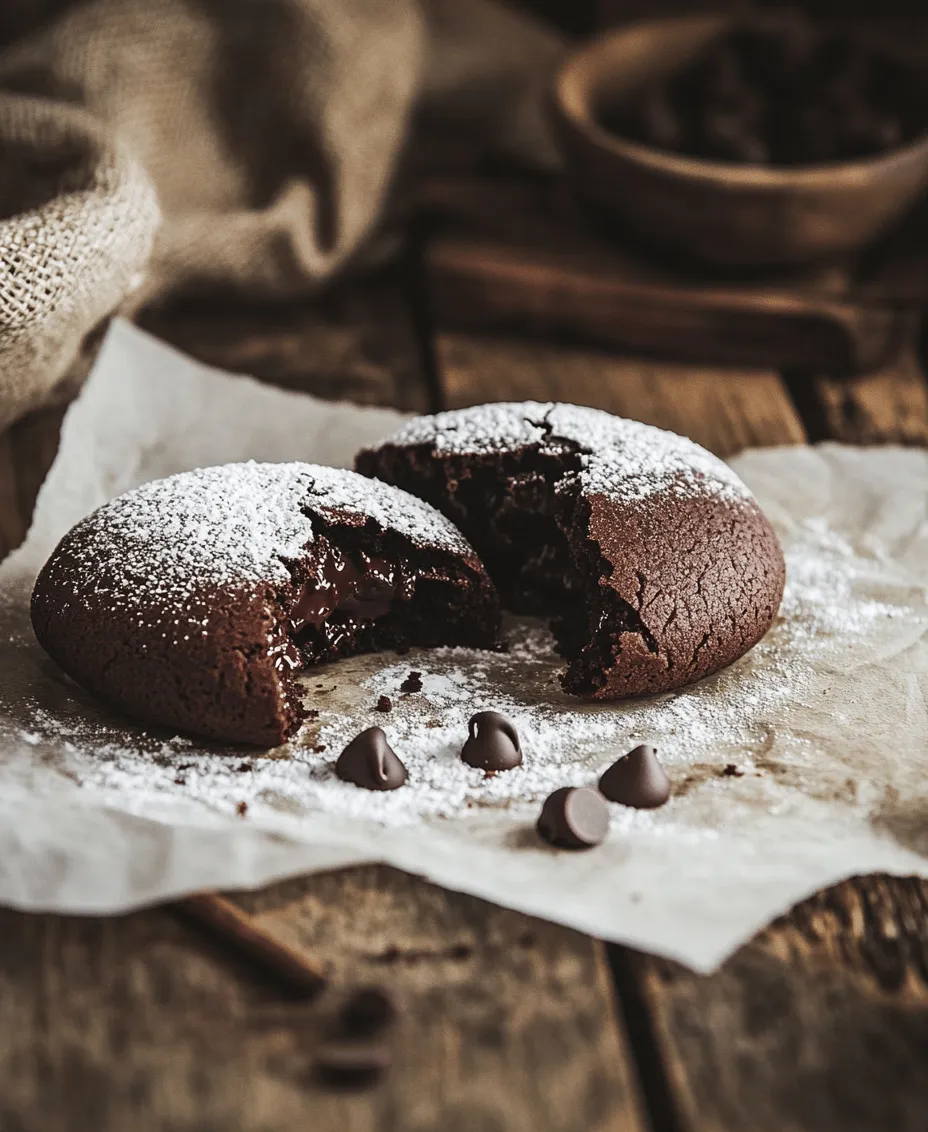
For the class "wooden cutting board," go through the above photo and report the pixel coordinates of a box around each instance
[417,175,919,375]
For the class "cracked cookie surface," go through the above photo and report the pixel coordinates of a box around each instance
[356,402,785,699]
[31,463,500,746]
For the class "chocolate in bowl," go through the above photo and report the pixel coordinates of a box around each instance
[601,13,928,169]
[552,15,928,268]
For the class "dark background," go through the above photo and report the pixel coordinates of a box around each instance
[2,2,926,48]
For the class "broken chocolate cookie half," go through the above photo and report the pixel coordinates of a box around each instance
[357,402,785,699]
[31,462,500,745]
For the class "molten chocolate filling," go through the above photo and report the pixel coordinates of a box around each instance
[287,540,416,658]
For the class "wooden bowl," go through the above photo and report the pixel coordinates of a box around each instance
[552,16,928,269]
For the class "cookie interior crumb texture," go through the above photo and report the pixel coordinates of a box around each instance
[357,402,785,699]
[30,463,500,746]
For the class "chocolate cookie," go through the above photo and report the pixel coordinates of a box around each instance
[356,403,784,698]
[31,462,500,746]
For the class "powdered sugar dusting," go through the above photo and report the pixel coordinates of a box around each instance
[55,462,315,592]
[373,401,751,504]
[11,502,922,836]
[39,461,478,628]
[303,464,474,556]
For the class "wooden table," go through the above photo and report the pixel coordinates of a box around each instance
[1,177,926,1132]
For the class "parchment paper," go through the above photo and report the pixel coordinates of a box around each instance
[0,319,925,973]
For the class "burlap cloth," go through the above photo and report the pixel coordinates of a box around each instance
[0,0,562,429]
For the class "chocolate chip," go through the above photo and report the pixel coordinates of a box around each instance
[639,87,682,150]
[339,987,398,1040]
[236,761,253,773]
[723,763,744,777]
[315,1041,391,1088]
[236,801,248,817]
[537,786,609,850]
[599,744,670,809]
[375,695,392,713]
[335,727,407,791]
[461,710,522,771]
[399,670,422,694]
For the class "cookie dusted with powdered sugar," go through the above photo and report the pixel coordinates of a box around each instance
[31,462,500,746]
[357,402,784,698]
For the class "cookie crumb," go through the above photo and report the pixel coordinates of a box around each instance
[375,695,393,713]
[400,670,422,694]
[722,764,744,777]
[236,761,253,773]
[236,801,248,817]
[305,709,320,721]
[310,743,327,754]
[173,776,186,786]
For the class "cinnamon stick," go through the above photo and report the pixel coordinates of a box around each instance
[177,891,326,996]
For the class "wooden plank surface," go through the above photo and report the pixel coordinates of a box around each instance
[0,868,646,1132]
[420,176,905,374]
[0,429,22,558]
[438,331,806,455]
[795,343,928,446]
[0,404,66,560]
[138,269,431,413]
[242,869,645,1132]
[615,876,928,1132]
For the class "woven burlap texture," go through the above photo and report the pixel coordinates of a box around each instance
[0,0,560,429]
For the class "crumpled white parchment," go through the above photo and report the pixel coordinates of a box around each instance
[0,319,924,973]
